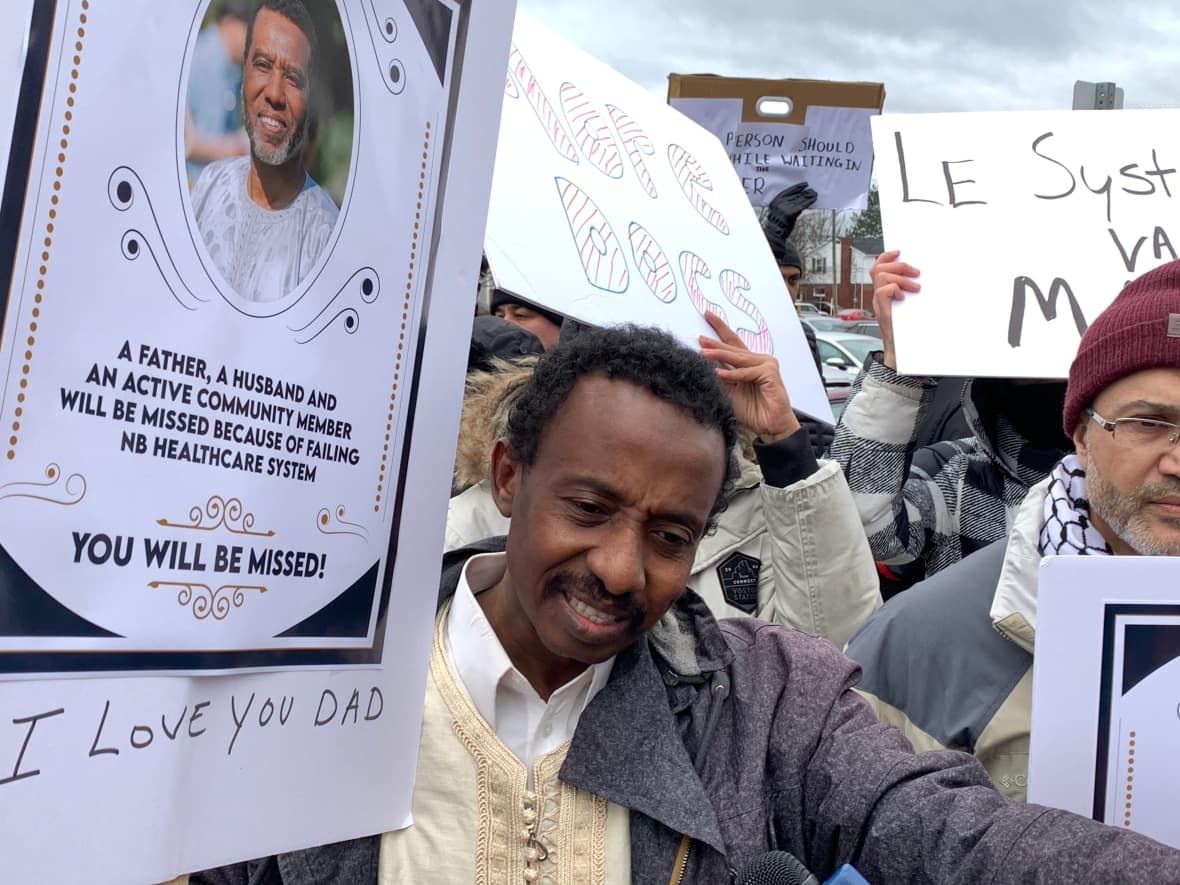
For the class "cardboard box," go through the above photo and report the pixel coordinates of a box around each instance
[668,74,885,209]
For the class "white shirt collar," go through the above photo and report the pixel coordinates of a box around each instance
[444,552,615,765]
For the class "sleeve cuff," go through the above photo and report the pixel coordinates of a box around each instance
[866,351,933,391]
[753,427,820,488]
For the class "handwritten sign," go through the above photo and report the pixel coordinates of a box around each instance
[873,109,1180,378]
[669,75,884,210]
[484,14,830,422]
[0,1,514,881]
[1029,556,1180,850]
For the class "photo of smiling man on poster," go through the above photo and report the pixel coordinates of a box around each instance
[191,0,343,303]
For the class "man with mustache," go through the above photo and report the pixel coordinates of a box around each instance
[447,312,881,649]
[848,258,1180,801]
[193,323,1180,883]
[191,0,338,303]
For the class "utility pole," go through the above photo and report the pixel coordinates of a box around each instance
[830,209,837,313]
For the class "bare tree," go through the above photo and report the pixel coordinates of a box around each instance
[792,210,854,277]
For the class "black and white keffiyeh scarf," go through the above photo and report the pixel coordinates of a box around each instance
[1039,454,1114,556]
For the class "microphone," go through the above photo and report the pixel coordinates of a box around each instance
[736,852,818,885]
[737,852,871,885]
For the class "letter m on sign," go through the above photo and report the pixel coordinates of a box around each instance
[1008,276,1088,348]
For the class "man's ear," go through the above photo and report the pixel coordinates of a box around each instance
[1072,417,1089,469]
[489,438,521,519]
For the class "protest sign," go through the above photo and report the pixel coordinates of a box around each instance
[1029,556,1180,850]
[873,109,1180,378]
[485,14,830,421]
[668,74,884,210]
[0,0,514,881]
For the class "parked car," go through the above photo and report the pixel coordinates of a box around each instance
[794,301,822,315]
[821,365,853,387]
[846,320,881,338]
[837,308,874,321]
[815,330,883,378]
[802,316,855,332]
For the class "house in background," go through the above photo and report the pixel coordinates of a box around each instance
[797,235,883,313]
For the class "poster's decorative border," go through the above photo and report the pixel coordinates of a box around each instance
[0,0,471,674]
[1091,603,1180,821]
[0,0,55,380]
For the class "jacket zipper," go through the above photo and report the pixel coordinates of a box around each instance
[669,834,692,885]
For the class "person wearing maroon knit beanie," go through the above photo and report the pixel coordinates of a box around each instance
[1063,259,1180,437]
[1064,258,1180,557]
[845,258,1180,810]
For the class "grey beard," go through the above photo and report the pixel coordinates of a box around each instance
[1085,442,1180,556]
[246,112,309,167]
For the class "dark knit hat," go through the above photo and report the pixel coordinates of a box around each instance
[777,239,801,271]
[467,314,544,372]
[489,288,564,328]
[1063,259,1180,435]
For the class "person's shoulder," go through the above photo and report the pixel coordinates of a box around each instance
[846,541,1031,749]
[719,616,855,681]
[191,158,244,212]
[850,540,1007,656]
[446,481,509,548]
[302,178,341,220]
[197,156,248,189]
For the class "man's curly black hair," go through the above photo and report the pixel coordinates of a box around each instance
[504,324,738,530]
[245,0,320,78]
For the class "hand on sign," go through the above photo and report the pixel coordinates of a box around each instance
[699,312,800,443]
[871,250,921,371]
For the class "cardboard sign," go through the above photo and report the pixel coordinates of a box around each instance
[486,14,831,422]
[668,74,884,210]
[1029,556,1180,850]
[0,0,514,880]
[873,109,1180,378]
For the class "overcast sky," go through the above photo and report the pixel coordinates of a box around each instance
[515,0,1179,113]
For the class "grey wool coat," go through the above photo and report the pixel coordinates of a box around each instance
[193,540,1180,884]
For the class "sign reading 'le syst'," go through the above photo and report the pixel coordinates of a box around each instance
[873,109,1180,378]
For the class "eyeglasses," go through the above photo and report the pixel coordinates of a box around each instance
[1086,407,1180,449]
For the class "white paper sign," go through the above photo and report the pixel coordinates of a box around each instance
[485,14,830,422]
[873,109,1180,378]
[670,97,877,210]
[0,0,514,880]
[1029,556,1180,849]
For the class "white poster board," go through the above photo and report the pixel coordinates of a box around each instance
[485,13,830,422]
[0,0,514,881]
[1028,556,1180,850]
[872,109,1180,378]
